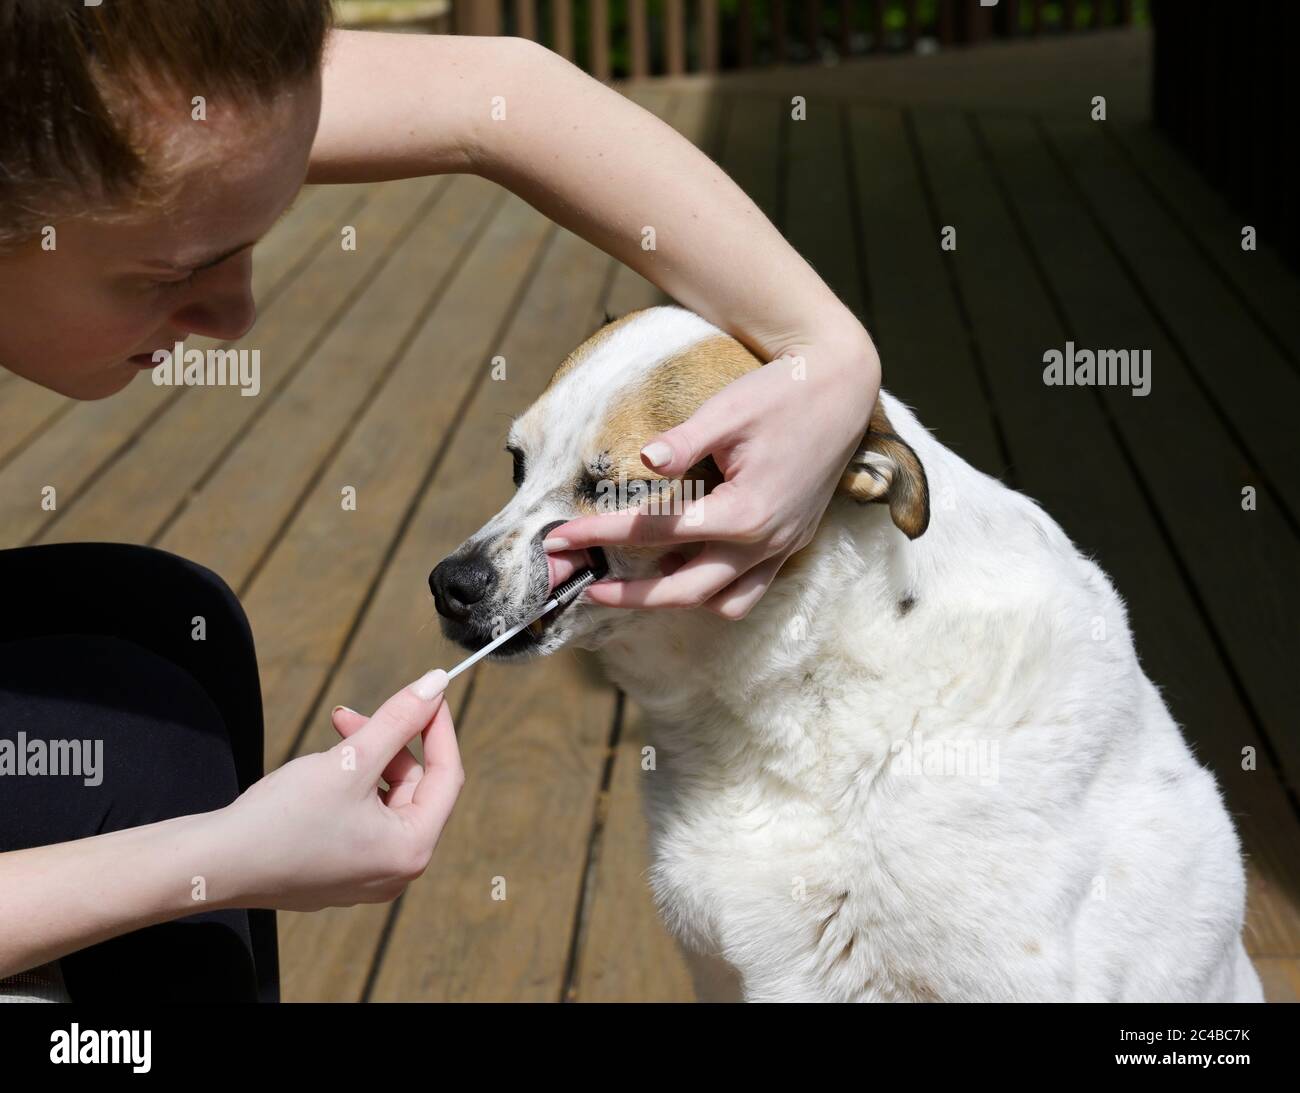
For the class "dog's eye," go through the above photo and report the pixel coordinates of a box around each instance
[579,475,670,509]
[507,445,525,487]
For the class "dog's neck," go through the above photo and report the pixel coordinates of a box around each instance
[592,499,916,748]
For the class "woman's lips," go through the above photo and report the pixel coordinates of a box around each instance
[128,353,159,369]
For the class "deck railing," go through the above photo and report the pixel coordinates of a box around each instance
[449,0,1142,80]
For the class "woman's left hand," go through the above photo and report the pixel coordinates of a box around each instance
[542,331,881,619]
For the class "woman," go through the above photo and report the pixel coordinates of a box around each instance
[0,1,880,1001]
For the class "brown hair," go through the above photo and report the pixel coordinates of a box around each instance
[0,0,333,247]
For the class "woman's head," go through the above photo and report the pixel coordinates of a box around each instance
[0,0,332,399]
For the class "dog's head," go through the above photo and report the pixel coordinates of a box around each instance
[429,305,927,660]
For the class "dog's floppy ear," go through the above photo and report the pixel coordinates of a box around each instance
[837,402,930,539]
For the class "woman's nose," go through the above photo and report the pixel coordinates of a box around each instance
[170,252,257,343]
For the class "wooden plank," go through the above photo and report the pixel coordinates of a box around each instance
[716,94,783,224]
[572,704,695,1000]
[248,180,539,765]
[911,107,1300,954]
[33,181,420,554]
[0,185,354,549]
[241,191,559,1004]
[1106,122,1300,370]
[1042,117,1300,523]
[361,226,619,1002]
[785,93,868,323]
[0,384,69,474]
[847,104,1006,475]
[1031,118,1300,792]
[277,225,618,1001]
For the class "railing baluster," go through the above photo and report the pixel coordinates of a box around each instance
[453,0,1140,75]
[452,0,501,35]
[666,0,686,75]
[739,0,755,67]
[551,0,573,60]
[629,0,649,77]
[513,0,535,40]
[701,0,721,73]
[590,0,610,80]
[999,0,1023,37]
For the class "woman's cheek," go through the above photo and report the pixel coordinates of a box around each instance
[25,299,161,399]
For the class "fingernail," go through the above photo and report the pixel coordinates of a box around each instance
[542,537,569,551]
[641,441,672,469]
[411,669,449,701]
[331,704,356,717]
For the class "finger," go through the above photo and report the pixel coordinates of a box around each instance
[406,699,463,837]
[580,543,756,609]
[542,488,749,553]
[637,392,743,478]
[351,671,448,784]
[331,705,422,792]
[331,705,368,738]
[702,552,787,620]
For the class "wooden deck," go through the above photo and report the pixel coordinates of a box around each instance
[3,28,1298,1002]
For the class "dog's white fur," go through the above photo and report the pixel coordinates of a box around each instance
[441,306,1263,1002]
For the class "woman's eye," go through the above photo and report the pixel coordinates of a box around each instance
[508,447,525,487]
[149,270,197,291]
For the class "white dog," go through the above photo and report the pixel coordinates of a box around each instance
[430,305,1263,1002]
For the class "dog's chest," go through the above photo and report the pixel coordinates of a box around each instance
[629,680,999,1000]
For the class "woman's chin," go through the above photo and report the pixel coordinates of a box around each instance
[63,362,143,401]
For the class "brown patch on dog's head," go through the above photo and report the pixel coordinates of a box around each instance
[836,402,930,539]
[582,331,763,503]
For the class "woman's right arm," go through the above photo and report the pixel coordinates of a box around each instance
[0,670,460,979]
[0,809,236,978]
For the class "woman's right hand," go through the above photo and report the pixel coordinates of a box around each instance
[214,670,463,912]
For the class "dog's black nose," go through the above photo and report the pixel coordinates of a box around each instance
[429,552,496,621]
